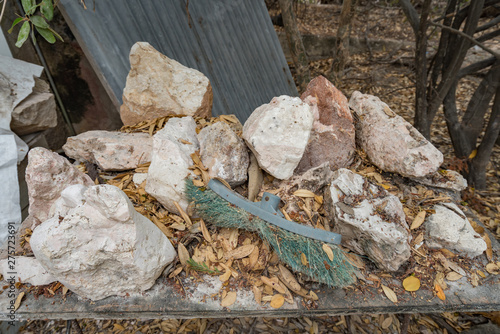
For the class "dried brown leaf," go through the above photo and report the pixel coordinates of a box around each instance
[14,292,24,311]
[381,285,397,303]
[261,276,286,294]
[410,211,426,230]
[293,189,316,198]
[322,244,334,261]
[279,264,301,291]
[199,219,212,243]
[221,291,237,307]
[446,272,463,281]
[178,243,189,266]
[225,244,256,260]
[381,316,393,329]
[252,285,262,305]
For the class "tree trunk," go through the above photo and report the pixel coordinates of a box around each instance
[278,0,310,92]
[443,82,472,158]
[329,0,356,85]
[413,0,432,138]
[469,83,500,189]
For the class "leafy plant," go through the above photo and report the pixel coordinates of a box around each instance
[8,0,63,47]
[186,258,220,275]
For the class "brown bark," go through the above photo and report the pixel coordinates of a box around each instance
[278,0,310,92]
[329,0,356,85]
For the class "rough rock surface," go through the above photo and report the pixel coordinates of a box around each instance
[198,121,249,186]
[0,256,56,286]
[63,131,153,171]
[279,162,335,194]
[425,203,486,258]
[412,169,467,192]
[120,42,212,126]
[296,76,355,173]
[25,147,94,226]
[145,116,199,214]
[30,184,176,301]
[11,80,57,135]
[242,96,314,180]
[349,91,443,178]
[324,168,410,271]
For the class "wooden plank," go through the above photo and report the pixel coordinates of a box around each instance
[1,273,498,320]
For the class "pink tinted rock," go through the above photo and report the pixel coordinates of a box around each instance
[25,147,94,226]
[349,91,443,178]
[198,121,249,187]
[296,76,355,173]
[63,131,153,171]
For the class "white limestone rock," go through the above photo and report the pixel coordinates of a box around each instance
[198,121,249,187]
[145,116,199,214]
[242,96,314,180]
[349,91,443,178]
[425,203,486,258]
[25,147,94,227]
[133,173,148,186]
[120,42,212,126]
[411,169,467,192]
[0,256,56,286]
[63,130,153,171]
[10,78,57,136]
[324,168,411,271]
[30,184,176,301]
[48,184,87,218]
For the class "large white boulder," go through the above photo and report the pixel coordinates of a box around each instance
[120,42,212,126]
[349,91,443,178]
[24,147,94,227]
[425,203,486,258]
[198,121,249,187]
[324,168,411,271]
[145,116,199,214]
[30,184,176,301]
[63,130,153,171]
[242,95,314,180]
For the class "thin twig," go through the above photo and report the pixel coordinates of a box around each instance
[428,21,500,59]
[0,0,7,24]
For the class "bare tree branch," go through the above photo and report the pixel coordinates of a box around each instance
[477,28,500,43]
[458,56,496,78]
[475,15,500,33]
[428,21,500,59]
[398,0,419,34]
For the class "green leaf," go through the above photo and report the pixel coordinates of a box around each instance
[48,27,63,42]
[15,21,30,48]
[8,18,25,34]
[35,26,55,44]
[30,15,50,29]
[41,0,54,21]
[21,0,36,15]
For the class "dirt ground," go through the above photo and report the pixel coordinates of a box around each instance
[16,2,500,333]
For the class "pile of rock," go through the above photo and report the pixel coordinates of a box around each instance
[5,42,486,301]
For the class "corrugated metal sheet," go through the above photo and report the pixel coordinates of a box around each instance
[58,0,298,122]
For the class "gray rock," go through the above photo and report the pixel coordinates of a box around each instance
[349,91,443,178]
[425,203,487,258]
[198,121,249,187]
[30,184,176,301]
[411,169,467,192]
[63,130,153,171]
[324,168,411,271]
[243,95,314,180]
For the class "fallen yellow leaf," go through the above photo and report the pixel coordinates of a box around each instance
[468,149,477,159]
[435,283,446,300]
[113,323,125,331]
[381,285,398,303]
[446,272,463,281]
[293,189,316,198]
[402,276,421,292]
[483,233,493,261]
[301,253,309,266]
[410,211,426,230]
[177,243,189,266]
[486,263,499,275]
[270,294,285,308]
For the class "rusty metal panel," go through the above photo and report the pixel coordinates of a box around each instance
[58,0,298,122]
